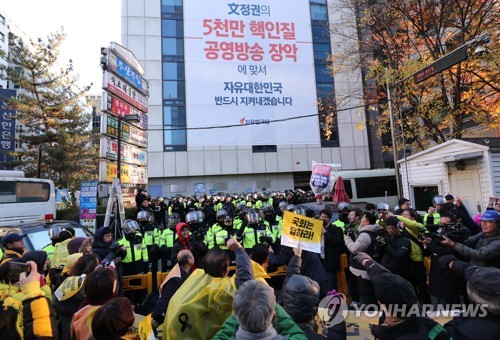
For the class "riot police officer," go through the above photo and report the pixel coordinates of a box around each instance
[117,219,149,276]
[237,208,274,254]
[159,213,179,271]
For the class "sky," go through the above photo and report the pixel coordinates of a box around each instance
[1,0,121,94]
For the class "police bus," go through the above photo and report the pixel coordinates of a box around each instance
[0,170,56,226]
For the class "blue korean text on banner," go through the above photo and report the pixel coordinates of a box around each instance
[79,181,98,232]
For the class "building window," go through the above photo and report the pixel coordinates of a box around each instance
[252,145,277,153]
[161,0,183,18]
[0,32,4,42]
[162,38,184,56]
[310,4,328,21]
[162,3,186,151]
[0,15,5,26]
[162,19,183,37]
[309,2,338,147]
[163,62,185,80]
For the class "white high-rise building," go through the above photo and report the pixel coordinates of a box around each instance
[121,0,382,196]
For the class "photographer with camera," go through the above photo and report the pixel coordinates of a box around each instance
[440,209,500,268]
[344,211,381,306]
[379,217,411,280]
[420,212,464,306]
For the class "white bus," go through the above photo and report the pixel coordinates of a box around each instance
[335,169,398,209]
[0,171,56,226]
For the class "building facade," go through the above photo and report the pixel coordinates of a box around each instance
[121,0,377,196]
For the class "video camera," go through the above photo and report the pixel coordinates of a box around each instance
[428,222,469,243]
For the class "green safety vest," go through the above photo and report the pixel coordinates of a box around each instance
[141,227,160,247]
[233,217,243,231]
[255,200,263,210]
[205,224,231,250]
[423,213,441,225]
[117,234,149,263]
[43,244,56,262]
[241,224,274,249]
[264,220,281,240]
[333,219,346,233]
[160,228,177,248]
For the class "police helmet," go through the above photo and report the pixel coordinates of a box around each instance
[168,213,180,228]
[137,210,150,222]
[216,209,229,222]
[236,202,247,214]
[262,204,274,215]
[122,220,139,234]
[48,225,63,240]
[279,201,287,210]
[295,206,307,216]
[186,211,198,224]
[246,209,260,224]
[432,195,446,206]
[286,204,295,212]
[377,202,390,211]
[337,202,352,212]
[195,210,205,223]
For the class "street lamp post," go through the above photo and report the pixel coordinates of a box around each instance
[386,33,490,200]
[387,83,403,198]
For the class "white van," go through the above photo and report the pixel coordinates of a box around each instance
[335,169,398,209]
[0,171,56,226]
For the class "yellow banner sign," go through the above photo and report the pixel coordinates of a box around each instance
[281,211,323,253]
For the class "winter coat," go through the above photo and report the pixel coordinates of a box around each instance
[323,223,344,273]
[92,228,124,262]
[445,313,500,340]
[152,264,189,325]
[370,314,449,340]
[425,239,462,303]
[53,275,86,340]
[345,223,381,279]
[380,234,411,279]
[454,231,500,268]
[279,255,320,323]
[213,304,307,339]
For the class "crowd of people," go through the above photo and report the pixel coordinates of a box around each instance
[0,189,499,339]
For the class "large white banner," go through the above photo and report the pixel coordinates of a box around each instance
[184,0,320,146]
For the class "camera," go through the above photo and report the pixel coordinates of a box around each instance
[431,222,469,243]
[345,228,355,238]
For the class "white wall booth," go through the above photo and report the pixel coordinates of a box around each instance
[398,138,500,215]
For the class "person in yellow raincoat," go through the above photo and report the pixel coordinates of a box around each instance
[163,238,253,339]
